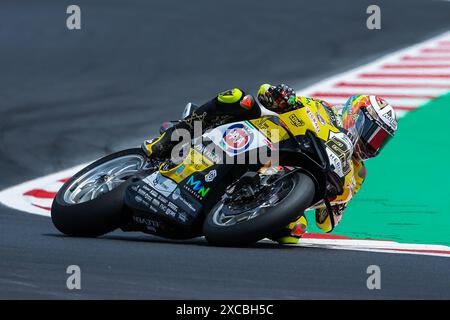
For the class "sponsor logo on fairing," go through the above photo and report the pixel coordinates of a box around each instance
[288,114,305,127]
[221,123,254,154]
[171,188,196,212]
[175,164,186,174]
[193,144,222,163]
[143,172,177,197]
[132,216,162,231]
[325,132,353,177]
[185,176,210,198]
[204,169,217,182]
[316,111,327,125]
[305,107,321,133]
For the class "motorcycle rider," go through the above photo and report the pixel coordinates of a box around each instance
[143,84,398,244]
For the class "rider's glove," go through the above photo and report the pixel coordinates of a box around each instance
[268,84,297,111]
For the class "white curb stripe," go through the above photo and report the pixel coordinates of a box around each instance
[0,164,87,216]
[298,30,450,113]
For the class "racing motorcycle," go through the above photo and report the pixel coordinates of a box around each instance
[51,101,346,245]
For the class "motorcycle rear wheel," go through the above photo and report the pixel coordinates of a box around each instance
[51,148,147,237]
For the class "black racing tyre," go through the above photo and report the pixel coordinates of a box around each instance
[203,172,315,246]
[51,148,147,237]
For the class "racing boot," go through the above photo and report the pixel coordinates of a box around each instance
[142,127,176,160]
[269,215,308,245]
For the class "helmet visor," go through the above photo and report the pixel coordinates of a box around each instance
[351,109,393,160]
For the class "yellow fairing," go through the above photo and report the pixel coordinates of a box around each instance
[279,99,341,141]
[160,148,213,183]
[251,101,340,144]
[249,117,290,143]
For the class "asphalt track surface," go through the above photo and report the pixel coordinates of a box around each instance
[1,0,450,299]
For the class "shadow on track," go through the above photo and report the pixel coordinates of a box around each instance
[43,232,302,250]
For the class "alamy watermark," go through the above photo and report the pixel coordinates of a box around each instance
[366,5,381,30]
[66,5,81,30]
[66,265,81,290]
[366,265,381,290]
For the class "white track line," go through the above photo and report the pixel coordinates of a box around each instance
[290,238,450,258]
[258,237,450,257]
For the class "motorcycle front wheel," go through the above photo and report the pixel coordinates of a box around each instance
[203,172,315,246]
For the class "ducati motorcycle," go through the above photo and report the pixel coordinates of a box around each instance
[51,102,348,245]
